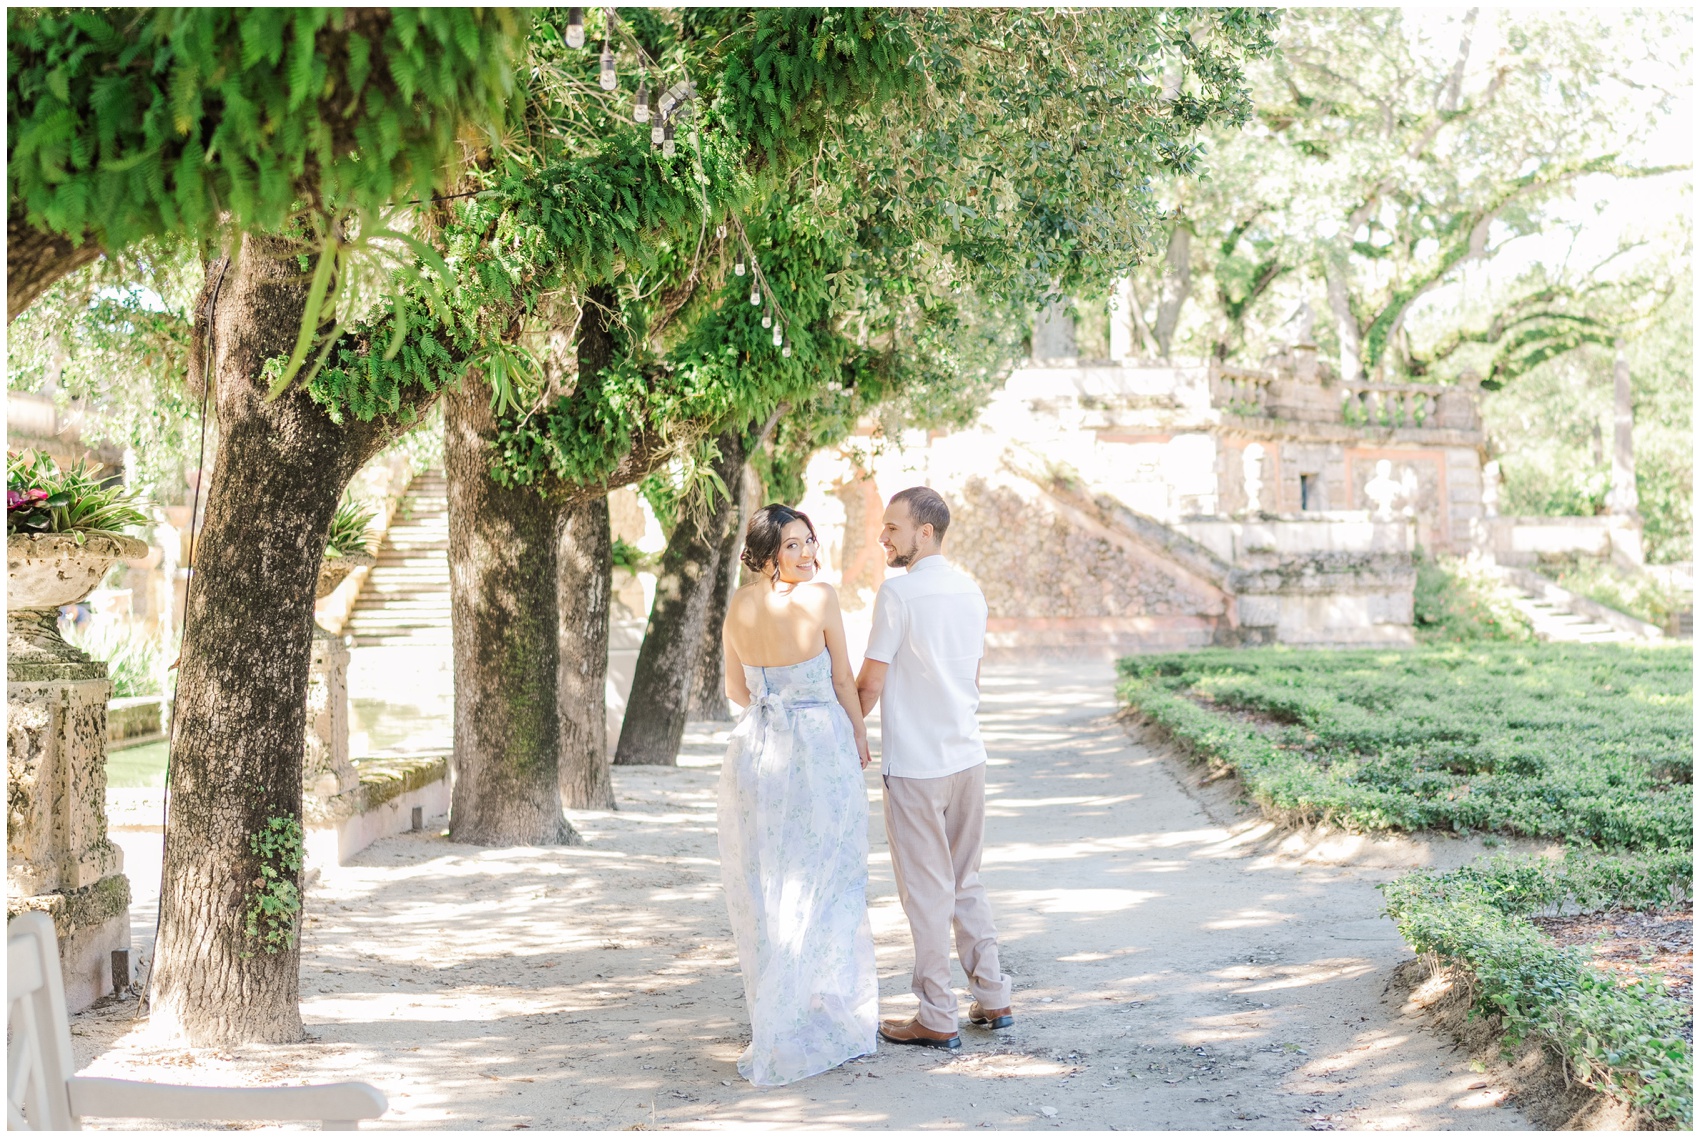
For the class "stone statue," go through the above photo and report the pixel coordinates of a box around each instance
[1274,299,1316,347]
[1481,460,1501,518]
[1364,458,1404,522]
[1241,444,1266,514]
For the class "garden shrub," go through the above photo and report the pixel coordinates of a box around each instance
[1544,556,1687,629]
[1412,551,1532,643]
[65,621,169,699]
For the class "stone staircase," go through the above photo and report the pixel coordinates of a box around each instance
[345,471,451,648]
[1489,564,1663,645]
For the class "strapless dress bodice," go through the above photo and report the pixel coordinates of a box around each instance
[742,647,836,711]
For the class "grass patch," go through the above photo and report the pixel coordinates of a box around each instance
[1382,851,1692,1126]
[1115,643,1692,849]
[106,739,168,788]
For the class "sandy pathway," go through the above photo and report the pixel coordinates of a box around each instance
[77,660,1529,1130]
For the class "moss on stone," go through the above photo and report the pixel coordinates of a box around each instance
[305,753,450,825]
[7,873,130,939]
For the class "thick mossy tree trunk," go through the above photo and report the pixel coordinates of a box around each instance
[687,479,751,721]
[615,431,747,765]
[557,494,614,809]
[445,378,580,846]
[556,284,618,809]
[151,240,410,1045]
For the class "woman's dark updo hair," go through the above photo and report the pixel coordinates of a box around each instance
[740,504,818,577]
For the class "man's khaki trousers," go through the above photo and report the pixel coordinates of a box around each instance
[882,763,1012,1033]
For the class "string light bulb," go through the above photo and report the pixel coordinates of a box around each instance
[734,259,745,276]
[600,42,617,90]
[566,7,584,48]
[782,343,792,358]
[772,325,783,347]
[662,122,676,158]
[650,120,664,148]
[762,310,772,329]
[634,80,649,123]
[750,286,761,306]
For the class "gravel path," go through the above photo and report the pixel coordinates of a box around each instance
[79,660,1530,1130]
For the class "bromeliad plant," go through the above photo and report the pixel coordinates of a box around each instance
[7,450,147,540]
[323,499,377,560]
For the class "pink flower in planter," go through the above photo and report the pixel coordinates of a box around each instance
[7,488,49,511]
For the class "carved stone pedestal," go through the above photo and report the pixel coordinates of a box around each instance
[6,618,132,1013]
[304,627,359,798]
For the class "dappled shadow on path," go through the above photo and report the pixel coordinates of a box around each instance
[71,660,1528,1131]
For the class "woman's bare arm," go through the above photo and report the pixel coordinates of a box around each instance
[818,585,872,769]
[723,619,751,709]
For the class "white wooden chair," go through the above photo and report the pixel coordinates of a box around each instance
[7,912,387,1130]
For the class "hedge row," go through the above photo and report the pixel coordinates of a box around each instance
[1115,644,1692,850]
[1381,852,1692,1126]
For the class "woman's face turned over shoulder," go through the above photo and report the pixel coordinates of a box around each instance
[774,519,818,585]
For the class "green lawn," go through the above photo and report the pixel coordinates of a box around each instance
[106,739,168,788]
[1116,643,1692,850]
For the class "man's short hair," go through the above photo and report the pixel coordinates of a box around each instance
[891,486,950,541]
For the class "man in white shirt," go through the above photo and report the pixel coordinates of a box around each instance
[857,486,1013,1050]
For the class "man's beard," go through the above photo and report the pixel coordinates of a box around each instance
[887,539,918,568]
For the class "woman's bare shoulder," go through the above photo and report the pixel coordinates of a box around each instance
[726,582,763,618]
[792,580,840,610]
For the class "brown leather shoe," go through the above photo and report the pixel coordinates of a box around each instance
[968,1001,1014,1029]
[878,1016,961,1049]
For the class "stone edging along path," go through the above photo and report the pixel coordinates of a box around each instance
[77,659,1532,1130]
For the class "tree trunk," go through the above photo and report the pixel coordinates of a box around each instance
[557,493,615,809]
[445,378,580,845]
[1326,257,1365,382]
[1607,342,1640,516]
[1153,226,1192,359]
[615,430,746,765]
[7,217,103,323]
[151,239,408,1045]
[687,501,744,721]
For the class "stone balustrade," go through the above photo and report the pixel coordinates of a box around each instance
[1206,359,1481,435]
[1339,383,1444,429]
[1211,365,1273,416]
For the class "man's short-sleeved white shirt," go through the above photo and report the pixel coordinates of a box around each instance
[864,556,988,779]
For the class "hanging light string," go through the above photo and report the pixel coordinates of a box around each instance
[565,9,789,357]
[591,8,713,223]
[728,214,794,357]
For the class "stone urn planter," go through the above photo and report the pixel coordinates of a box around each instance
[316,552,375,604]
[8,532,150,674]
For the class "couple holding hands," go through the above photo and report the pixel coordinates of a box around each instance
[716,486,1012,1087]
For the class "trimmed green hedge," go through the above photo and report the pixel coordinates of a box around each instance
[1381,852,1692,1126]
[1115,644,1692,850]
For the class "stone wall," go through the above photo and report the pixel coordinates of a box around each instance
[951,473,1225,621]
[792,357,1436,656]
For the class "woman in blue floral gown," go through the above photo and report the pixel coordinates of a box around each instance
[716,504,878,1086]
